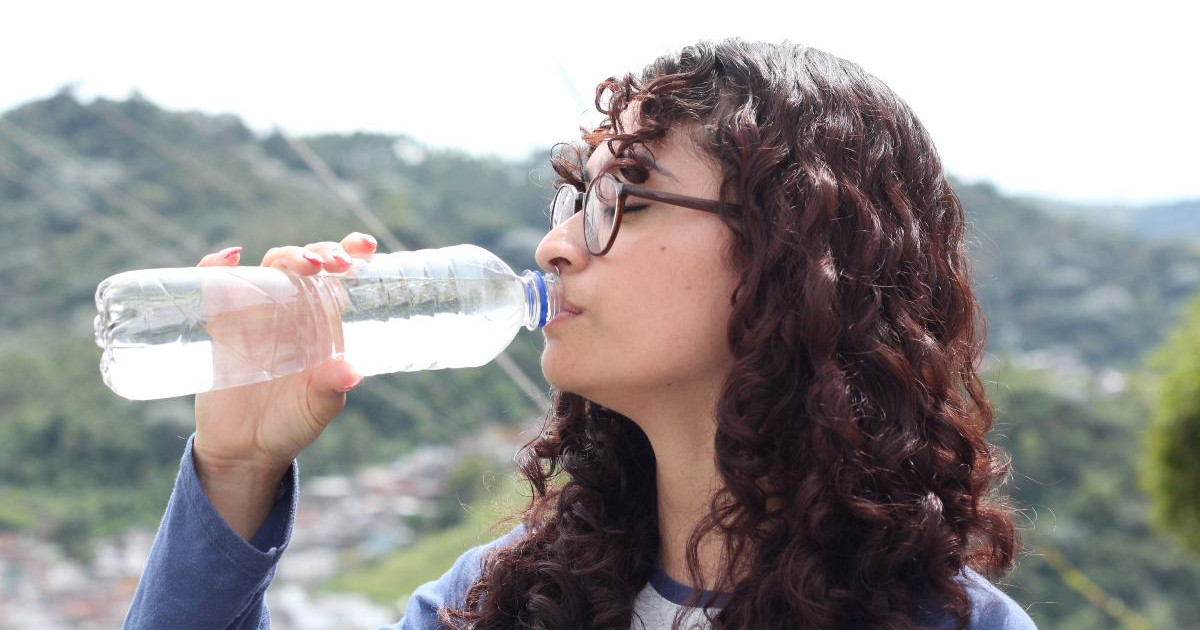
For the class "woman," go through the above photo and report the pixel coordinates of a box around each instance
[124,39,1036,629]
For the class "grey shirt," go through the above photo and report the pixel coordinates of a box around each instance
[629,563,1037,630]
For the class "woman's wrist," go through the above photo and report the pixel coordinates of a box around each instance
[193,451,291,542]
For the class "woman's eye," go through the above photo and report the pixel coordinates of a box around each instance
[623,203,651,214]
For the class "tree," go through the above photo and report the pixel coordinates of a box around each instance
[1140,294,1200,553]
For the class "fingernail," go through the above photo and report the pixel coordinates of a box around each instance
[330,249,352,265]
[361,235,377,249]
[302,252,325,266]
[219,246,243,259]
[336,377,363,392]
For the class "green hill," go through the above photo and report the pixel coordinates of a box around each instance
[962,183,1200,367]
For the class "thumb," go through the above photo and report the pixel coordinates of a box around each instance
[305,358,362,426]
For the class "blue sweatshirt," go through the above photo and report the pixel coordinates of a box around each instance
[123,437,1037,629]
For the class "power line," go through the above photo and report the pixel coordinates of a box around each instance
[91,101,266,214]
[0,152,178,264]
[1039,543,1151,630]
[275,128,551,412]
[0,102,554,413]
[0,118,209,260]
[554,57,590,113]
[89,101,352,249]
[76,101,526,419]
[278,131,396,250]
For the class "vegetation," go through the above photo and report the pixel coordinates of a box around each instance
[1,91,1199,628]
[323,459,524,607]
[987,363,1200,629]
[1140,296,1200,554]
[960,183,1200,368]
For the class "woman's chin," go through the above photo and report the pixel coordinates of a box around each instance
[539,348,575,387]
[541,369,595,404]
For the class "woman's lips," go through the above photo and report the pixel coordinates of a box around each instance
[546,303,582,329]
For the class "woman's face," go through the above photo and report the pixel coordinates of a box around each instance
[534,121,741,417]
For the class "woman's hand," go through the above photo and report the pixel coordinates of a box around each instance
[191,232,378,539]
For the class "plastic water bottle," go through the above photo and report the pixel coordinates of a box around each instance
[94,244,561,400]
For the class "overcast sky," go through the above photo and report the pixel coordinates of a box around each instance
[2,1,1196,205]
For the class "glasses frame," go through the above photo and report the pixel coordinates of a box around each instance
[551,173,742,256]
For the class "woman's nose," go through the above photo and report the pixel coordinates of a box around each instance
[535,213,588,276]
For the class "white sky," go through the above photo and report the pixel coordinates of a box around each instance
[2,0,1196,205]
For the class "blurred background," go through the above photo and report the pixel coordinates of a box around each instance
[1,1,1197,628]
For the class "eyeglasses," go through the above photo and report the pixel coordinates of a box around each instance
[550,173,741,255]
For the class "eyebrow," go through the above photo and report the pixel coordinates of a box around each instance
[586,148,678,184]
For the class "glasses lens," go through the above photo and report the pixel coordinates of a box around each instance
[551,185,578,229]
[584,175,619,253]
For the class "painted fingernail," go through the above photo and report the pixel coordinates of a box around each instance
[302,252,325,266]
[336,377,363,392]
[361,234,377,249]
[219,246,243,259]
[330,250,352,265]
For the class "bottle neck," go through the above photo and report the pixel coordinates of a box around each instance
[520,270,561,330]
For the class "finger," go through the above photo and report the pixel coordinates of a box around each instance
[341,232,378,258]
[198,246,244,267]
[303,241,355,273]
[261,245,328,276]
[305,358,362,428]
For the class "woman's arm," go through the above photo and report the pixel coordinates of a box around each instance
[122,435,298,629]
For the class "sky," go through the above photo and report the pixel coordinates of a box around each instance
[2,1,1196,205]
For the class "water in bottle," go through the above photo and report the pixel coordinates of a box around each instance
[94,244,561,400]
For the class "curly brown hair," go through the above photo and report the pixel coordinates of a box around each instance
[443,39,1017,630]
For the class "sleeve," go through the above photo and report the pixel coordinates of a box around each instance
[961,569,1039,630]
[122,434,299,630]
[380,526,526,630]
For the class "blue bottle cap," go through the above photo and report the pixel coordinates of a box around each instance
[534,271,549,328]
